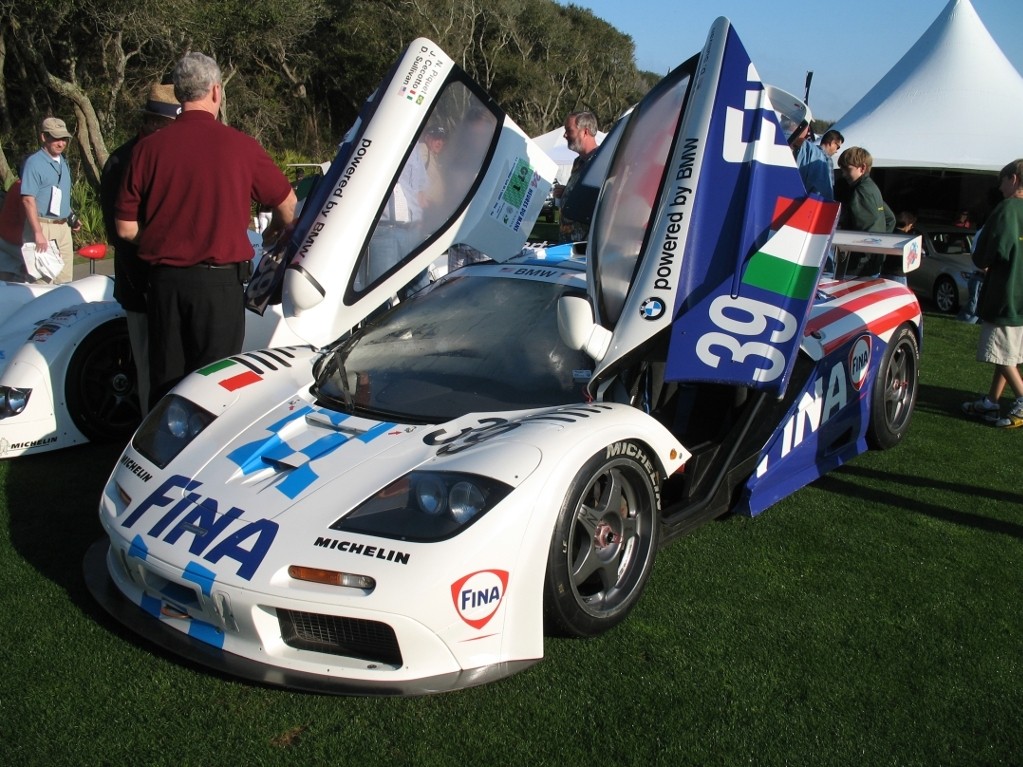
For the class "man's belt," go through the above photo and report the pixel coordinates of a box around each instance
[39,217,68,225]
[152,261,242,270]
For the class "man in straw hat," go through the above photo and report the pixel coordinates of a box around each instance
[21,116,81,283]
[100,82,181,413]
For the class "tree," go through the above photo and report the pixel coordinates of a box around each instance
[0,0,651,192]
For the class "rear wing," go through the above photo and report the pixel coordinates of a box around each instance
[831,231,922,278]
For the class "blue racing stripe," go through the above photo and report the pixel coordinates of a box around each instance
[183,560,218,597]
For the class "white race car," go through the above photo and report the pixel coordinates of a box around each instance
[0,235,301,458]
[87,20,922,695]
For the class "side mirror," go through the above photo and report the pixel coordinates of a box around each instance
[558,295,611,362]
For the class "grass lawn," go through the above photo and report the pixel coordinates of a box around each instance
[1,310,1020,766]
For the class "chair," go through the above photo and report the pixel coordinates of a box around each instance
[78,243,108,275]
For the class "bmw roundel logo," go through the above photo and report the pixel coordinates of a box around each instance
[639,297,666,320]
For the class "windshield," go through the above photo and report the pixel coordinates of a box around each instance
[352,82,500,294]
[313,270,593,421]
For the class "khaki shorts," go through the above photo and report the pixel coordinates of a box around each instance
[977,323,1023,366]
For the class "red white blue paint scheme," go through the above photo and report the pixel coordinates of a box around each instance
[87,19,922,695]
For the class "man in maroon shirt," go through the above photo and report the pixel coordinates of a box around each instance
[116,52,296,406]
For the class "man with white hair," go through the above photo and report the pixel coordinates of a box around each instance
[116,52,297,405]
[558,110,600,243]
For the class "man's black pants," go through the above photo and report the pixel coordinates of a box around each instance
[147,262,245,407]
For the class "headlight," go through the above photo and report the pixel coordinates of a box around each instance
[332,471,513,542]
[0,386,31,417]
[131,394,215,468]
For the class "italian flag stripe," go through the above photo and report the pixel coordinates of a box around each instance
[742,250,820,300]
[742,197,838,300]
[771,196,838,235]
[198,359,236,375]
[219,371,262,391]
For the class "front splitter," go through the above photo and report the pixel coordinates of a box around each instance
[83,538,537,696]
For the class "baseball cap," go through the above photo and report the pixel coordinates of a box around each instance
[41,117,72,139]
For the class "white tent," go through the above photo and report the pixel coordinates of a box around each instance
[532,127,608,183]
[831,0,1023,172]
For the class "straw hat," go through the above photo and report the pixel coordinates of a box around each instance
[143,83,181,119]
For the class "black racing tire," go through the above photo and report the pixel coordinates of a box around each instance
[64,318,142,442]
[544,441,660,637]
[933,275,959,314]
[867,323,919,450]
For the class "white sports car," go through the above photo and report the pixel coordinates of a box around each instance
[87,20,922,695]
[0,235,300,458]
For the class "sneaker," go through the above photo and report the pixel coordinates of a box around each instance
[994,399,1023,429]
[962,397,1001,422]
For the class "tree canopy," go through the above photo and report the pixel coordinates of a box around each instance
[0,0,664,191]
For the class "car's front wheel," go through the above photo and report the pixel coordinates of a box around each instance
[544,441,660,637]
[64,319,142,442]
[933,275,959,313]
[867,323,919,450]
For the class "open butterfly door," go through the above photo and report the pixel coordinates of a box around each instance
[278,39,556,349]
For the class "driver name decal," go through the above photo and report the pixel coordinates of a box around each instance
[398,44,446,105]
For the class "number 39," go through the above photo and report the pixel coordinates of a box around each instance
[695,295,796,382]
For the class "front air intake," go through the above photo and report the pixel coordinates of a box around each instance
[277,609,402,666]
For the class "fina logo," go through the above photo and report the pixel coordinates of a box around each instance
[451,569,509,629]
[849,335,872,391]
[639,297,666,321]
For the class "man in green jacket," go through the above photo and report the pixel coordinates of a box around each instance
[961,158,1023,428]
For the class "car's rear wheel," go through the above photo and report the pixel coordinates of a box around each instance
[64,319,142,442]
[544,441,660,637]
[933,275,959,313]
[867,323,919,450]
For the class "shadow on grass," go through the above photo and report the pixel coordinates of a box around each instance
[4,441,124,602]
[2,440,260,687]
[815,464,1023,540]
[914,381,985,418]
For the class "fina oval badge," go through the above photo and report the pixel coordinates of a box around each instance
[848,335,872,391]
[451,569,509,629]
[639,297,666,320]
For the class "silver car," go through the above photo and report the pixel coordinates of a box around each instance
[907,224,978,313]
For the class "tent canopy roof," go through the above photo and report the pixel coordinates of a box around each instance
[831,0,1023,172]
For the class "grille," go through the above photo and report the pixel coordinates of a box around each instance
[277,609,402,666]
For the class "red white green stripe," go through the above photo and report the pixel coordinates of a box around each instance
[741,197,838,300]
[198,358,262,391]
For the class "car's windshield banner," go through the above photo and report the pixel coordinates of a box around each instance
[665,24,838,395]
